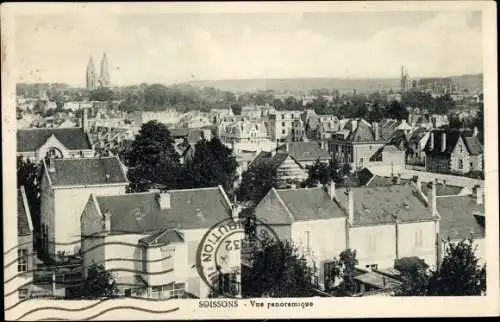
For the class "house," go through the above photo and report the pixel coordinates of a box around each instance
[80,186,241,298]
[436,185,485,265]
[249,151,308,187]
[277,141,330,168]
[39,156,129,258]
[219,119,268,147]
[424,129,484,175]
[253,186,348,289]
[17,186,35,299]
[406,128,431,166]
[17,108,94,162]
[268,110,304,141]
[328,119,388,170]
[254,181,440,290]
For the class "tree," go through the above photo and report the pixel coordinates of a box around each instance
[303,159,335,187]
[386,100,409,120]
[231,103,242,116]
[179,137,238,193]
[428,238,486,296]
[242,238,318,297]
[394,257,431,296]
[82,264,118,298]
[324,249,359,296]
[394,238,487,296]
[124,121,181,192]
[236,160,278,205]
[17,157,42,245]
[89,87,114,102]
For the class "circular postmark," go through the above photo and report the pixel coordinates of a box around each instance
[196,216,285,298]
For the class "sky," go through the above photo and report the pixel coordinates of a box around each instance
[14,11,483,87]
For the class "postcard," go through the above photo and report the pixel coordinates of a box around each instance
[2,1,499,320]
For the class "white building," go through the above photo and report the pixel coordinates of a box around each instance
[80,186,241,299]
[39,156,128,258]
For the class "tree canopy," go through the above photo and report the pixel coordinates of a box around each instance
[242,238,319,298]
[82,264,118,298]
[124,121,181,192]
[236,160,278,205]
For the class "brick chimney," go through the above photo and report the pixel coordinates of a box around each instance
[157,192,171,210]
[429,131,434,151]
[328,180,336,200]
[372,122,379,140]
[441,132,446,152]
[428,181,437,217]
[347,188,354,224]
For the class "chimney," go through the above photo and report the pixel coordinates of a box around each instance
[347,188,354,224]
[473,126,479,137]
[415,176,422,191]
[157,192,171,210]
[395,173,401,184]
[82,107,88,133]
[103,210,111,232]
[429,132,435,150]
[475,186,484,205]
[441,132,446,152]
[373,122,379,140]
[286,142,290,152]
[232,204,241,221]
[328,180,336,200]
[105,173,110,183]
[47,157,56,173]
[428,181,437,217]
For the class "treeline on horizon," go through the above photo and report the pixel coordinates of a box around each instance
[16,80,482,122]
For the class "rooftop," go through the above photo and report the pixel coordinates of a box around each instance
[17,128,92,152]
[138,229,185,246]
[45,156,128,186]
[334,185,434,226]
[354,271,402,290]
[274,187,345,222]
[278,142,330,162]
[17,187,33,236]
[437,195,485,240]
[94,186,233,233]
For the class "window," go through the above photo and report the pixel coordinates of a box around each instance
[365,264,378,270]
[172,283,185,298]
[282,122,285,127]
[18,289,29,300]
[458,159,463,170]
[281,114,285,119]
[18,249,28,272]
[414,230,423,248]
[470,161,473,169]
[282,129,286,135]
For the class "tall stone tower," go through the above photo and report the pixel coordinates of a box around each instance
[86,56,97,90]
[99,52,110,88]
[400,65,410,93]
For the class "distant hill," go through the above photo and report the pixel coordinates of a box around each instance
[183,74,483,93]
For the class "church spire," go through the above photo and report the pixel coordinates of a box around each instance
[86,56,96,90]
[99,52,110,88]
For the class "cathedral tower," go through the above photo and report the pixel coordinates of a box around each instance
[86,56,97,90]
[99,52,110,88]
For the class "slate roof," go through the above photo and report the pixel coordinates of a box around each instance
[274,187,346,221]
[424,130,462,157]
[17,128,92,152]
[437,195,485,240]
[420,182,463,196]
[95,187,233,233]
[279,142,330,162]
[334,185,434,226]
[17,187,33,236]
[138,229,185,246]
[463,136,483,155]
[249,151,292,170]
[45,156,128,186]
[354,271,402,289]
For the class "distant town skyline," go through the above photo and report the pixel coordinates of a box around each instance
[15,11,482,87]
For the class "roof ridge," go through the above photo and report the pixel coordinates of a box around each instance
[272,188,295,222]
